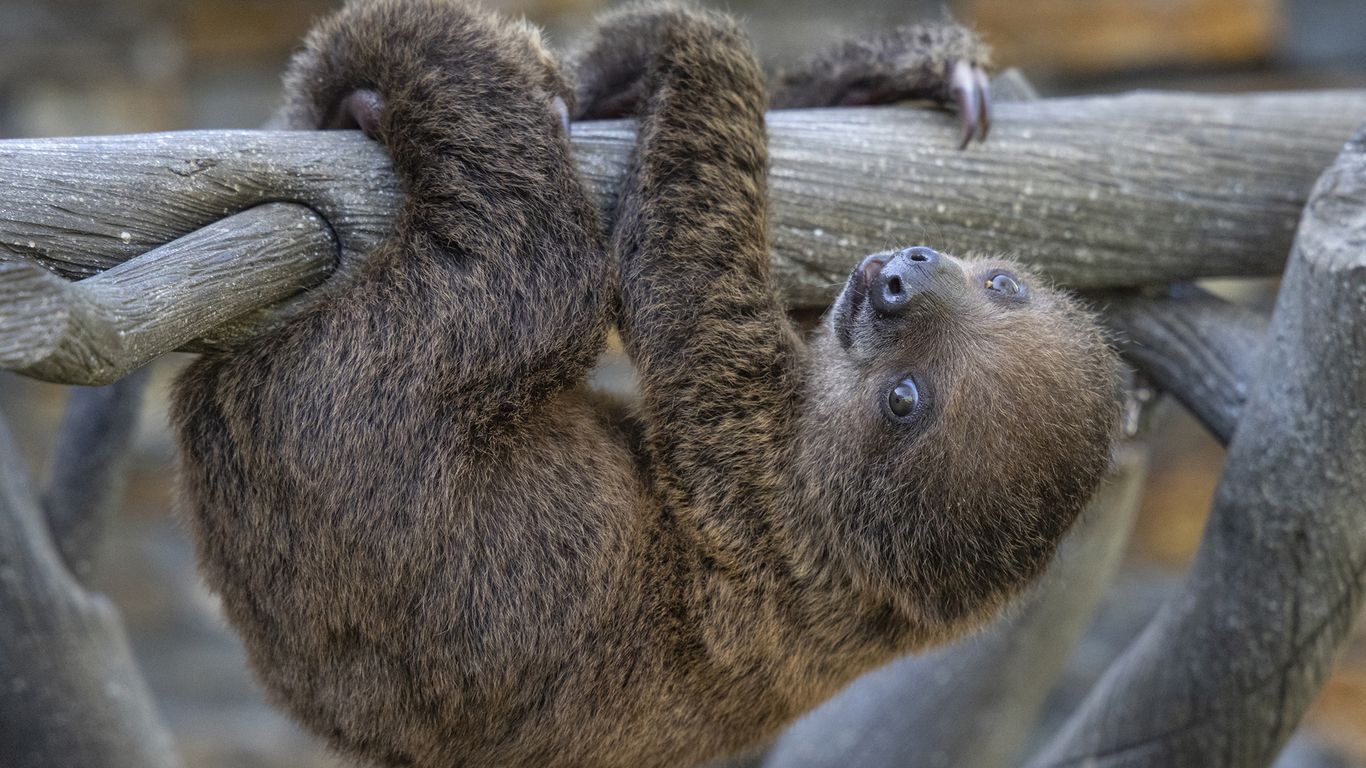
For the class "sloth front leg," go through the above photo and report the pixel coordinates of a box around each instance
[574,5,805,558]
[769,22,992,147]
[263,2,613,429]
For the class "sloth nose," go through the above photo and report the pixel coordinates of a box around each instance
[868,247,942,316]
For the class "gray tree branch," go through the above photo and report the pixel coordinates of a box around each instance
[0,202,336,385]
[0,410,180,768]
[1101,285,1267,445]
[3,90,1362,384]
[1026,124,1366,768]
[40,368,151,584]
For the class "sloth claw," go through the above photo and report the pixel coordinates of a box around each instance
[975,66,992,142]
[950,60,991,149]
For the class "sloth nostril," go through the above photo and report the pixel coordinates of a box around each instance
[901,246,941,265]
[886,275,903,295]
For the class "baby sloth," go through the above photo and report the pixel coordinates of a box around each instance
[171,1,1122,767]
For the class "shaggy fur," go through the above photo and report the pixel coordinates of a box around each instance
[171,2,1122,767]
[572,11,990,115]
[767,20,991,109]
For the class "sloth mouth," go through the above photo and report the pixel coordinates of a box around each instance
[833,254,889,349]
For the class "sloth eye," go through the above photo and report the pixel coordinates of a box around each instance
[886,377,921,420]
[984,271,1025,298]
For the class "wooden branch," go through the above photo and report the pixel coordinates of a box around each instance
[1,91,1360,384]
[0,412,180,768]
[0,202,336,385]
[1027,125,1366,768]
[760,443,1148,768]
[41,369,151,584]
[0,91,1360,299]
[0,90,1360,385]
[1101,285,1267,445]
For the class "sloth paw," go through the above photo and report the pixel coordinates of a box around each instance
[321,89,385,138]
[948,59,991,149]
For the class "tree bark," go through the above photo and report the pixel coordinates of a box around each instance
[0,203,336,385]
[41,369,151,584]
[1101,285,1266,445]
[2,90,1362,385]
[0,411,180,768]
[1026,124,1366,768]
[1,90,1361,302]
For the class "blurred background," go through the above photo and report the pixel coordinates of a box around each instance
[2,0,1366,766]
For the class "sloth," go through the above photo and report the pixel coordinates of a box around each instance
[170,1,1123,767]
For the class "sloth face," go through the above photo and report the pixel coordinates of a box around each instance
[822,246,1110,443]
[796,247,1122,633]
[823,246,1089,442]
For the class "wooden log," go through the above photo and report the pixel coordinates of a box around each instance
[1101,285,1267,444]
[1026,124,1366,768]
[0,413,180,768]
[1,91,1362,386]
[0,202,336,385]
[0,90,1361,315]
[40,370,151,585]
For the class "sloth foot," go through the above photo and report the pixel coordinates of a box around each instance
[949,59,990,150]
[322,89,385,138]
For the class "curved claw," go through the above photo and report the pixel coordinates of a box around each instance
[950,60,979,150]
[949,60,992,149]
[974,65,991,142]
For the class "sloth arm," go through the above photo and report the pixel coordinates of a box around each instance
[579,7,807,563]
[768,22,993,146]
[261,3,611,433]
[172,5,645,762]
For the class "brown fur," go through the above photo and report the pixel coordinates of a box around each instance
[170,2,1122,767]
[767,18,991,109]
[572,11,991,116]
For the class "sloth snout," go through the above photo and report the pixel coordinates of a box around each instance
[868,247,943,316]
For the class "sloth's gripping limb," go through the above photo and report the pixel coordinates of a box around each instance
[259,0,609,426]
[172,2,617,761]
[769,22,992,148]
[575,6,804,556]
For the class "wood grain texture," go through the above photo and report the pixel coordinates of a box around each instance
[1102,285,1267,444]
[1027,124,1366,768]
[40,370,151,585]
[1,89,1361,315]
[1,91,1361,386]
[0,413,180,768]
[0,202,336,385]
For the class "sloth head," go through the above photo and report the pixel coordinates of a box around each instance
[796,246,1123,640]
